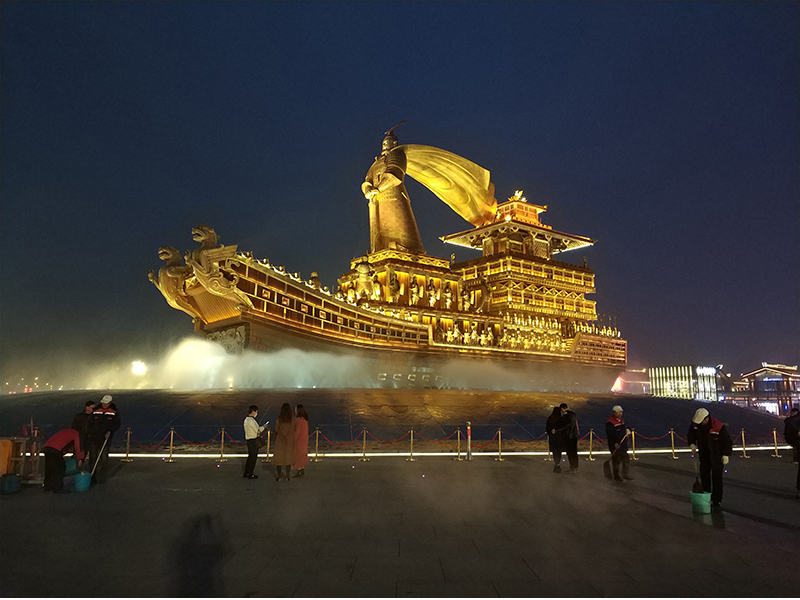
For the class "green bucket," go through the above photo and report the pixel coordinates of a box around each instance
[690,491,712,514]
[74,472,92,492]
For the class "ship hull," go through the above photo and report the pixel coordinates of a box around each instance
[198,312,623,393]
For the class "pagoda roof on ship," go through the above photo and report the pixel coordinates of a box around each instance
[440,191,595,254]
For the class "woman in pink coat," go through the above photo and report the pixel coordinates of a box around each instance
[292,405,309,478]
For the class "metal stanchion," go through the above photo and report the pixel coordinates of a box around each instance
[262,430,272,463]
[359,427,370,462]
[771,428,782,458]
[495,428,505,461]
[217,428,227,463]
[630,428,639,461]
[120,428,133,463]
[466,421,473,461]
[669,428,678,460]
[740,428,750,459]
[311,427,322,462]
[407,429,417,462]
[453,428,463,461]
[587,429,595,462]
[165,428,176,463]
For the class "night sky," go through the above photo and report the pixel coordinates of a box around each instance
[1,2,797,388]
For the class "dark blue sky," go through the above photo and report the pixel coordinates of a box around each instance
[1,1,797,384]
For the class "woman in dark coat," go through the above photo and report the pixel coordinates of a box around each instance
[546,406,565,473]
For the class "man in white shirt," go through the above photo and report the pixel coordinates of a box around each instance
[243,405,266,479]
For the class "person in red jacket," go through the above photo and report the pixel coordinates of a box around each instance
[605,405,634,482]
[687,407,733,511]
[43,428,84,493]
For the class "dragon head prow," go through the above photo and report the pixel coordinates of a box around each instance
[158,246,182,263]
[192,225,218,248]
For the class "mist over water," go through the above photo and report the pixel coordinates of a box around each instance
[86,338,377,390]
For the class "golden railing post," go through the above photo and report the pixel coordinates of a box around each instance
[630,428,639,461]
[453,428,463,461]
[466,421,473,461]
[311,427,322,462]
[217,428,227,463]
[165,428,176,463]
[740,428,750,459]
[669,428,678,460]
[120,428,133,463]
[407,428,417,462]
[359,427,370,462]
[587,429,595,462]
[262,429,271,463]
[495,428,505,461]
[771,428,782,458]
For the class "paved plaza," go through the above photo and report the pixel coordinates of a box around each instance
[1,450,798,598]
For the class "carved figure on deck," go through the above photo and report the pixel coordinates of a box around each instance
[354,261,375,299]
[148,246,200,320]
[409,275,421,305]
[427,279,439,307]
[386,268,403,303]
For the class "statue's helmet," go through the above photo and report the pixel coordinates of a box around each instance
[381,120,405,153]
[381,133,398,153]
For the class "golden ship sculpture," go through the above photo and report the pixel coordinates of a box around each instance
[149,126,627,392]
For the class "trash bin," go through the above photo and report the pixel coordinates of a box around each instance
[1,473,21,495]
[690,491,712,514]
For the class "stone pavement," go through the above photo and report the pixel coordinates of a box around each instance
[1,452,798,598]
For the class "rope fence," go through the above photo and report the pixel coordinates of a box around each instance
[98,423,793,462]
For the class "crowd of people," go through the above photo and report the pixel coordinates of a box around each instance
[40,395,800,507]
[243,402,309,482]
[42,394,120,493]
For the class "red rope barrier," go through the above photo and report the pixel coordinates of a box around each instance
[579,431,591,440]
[174,431,221,445]
[131,431,171,450]
[674,433,688,443]
[320,431,362,448]
[366,431,410,443]
[636,432,671,441]
[471,431,500,449]
[413,430,458,442]
[593,434,607,444]
[224,432,246,445]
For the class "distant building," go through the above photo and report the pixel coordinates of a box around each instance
[720,363,799,416]
[647,366,718,402]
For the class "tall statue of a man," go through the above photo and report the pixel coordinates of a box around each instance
[362,125,425,254]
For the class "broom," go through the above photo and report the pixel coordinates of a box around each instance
[603,432,630,479]
[90,438,109,478]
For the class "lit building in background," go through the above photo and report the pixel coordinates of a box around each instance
[647,365,718,402]
[720,363,799,416]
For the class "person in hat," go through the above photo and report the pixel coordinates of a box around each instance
[605,405,633,482]
[687,407,732,510]
[88,395,120,484]
[42,428,84,493]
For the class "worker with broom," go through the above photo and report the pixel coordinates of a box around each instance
[687,408,732,512]
[605,405,634,482]
[88,395,120,484]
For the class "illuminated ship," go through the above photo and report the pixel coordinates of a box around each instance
[149,131,626,392]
